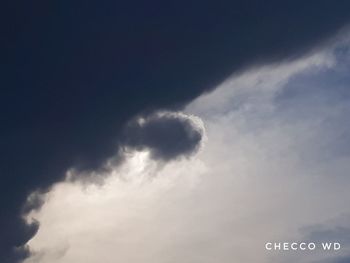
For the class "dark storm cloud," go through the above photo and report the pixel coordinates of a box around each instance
[122,112,203,161]
[2,0,350,262]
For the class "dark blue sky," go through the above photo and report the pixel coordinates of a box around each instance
[2,1,350,262]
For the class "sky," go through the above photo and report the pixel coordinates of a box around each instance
[2,1,350,263]
[23,33,350,263]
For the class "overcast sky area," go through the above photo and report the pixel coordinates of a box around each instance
[4,2,350,263]
[23,33,350,263]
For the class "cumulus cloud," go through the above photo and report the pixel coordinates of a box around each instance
[3,2,350,261]
[23,37,350,263]
[121,112,204,161]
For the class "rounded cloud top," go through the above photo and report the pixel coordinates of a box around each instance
[122,112,204,161]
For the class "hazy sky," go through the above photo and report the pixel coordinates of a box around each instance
[23,33,350,263]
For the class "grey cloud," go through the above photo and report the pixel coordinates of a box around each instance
[304,226,350,245]
[330,256,350,263]
[4,1,350,261]
[23,41,350,263]
[121,112,204,161]
[313,255,350,263]
[292,222,350,263]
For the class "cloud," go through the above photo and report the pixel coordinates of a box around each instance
[121,112,204,161]
[331,256,350,263]
[2,2,350,261]
[289,221,350,263]
[24,37,350,263]
[0,218,38,263]
[305,226,350,245]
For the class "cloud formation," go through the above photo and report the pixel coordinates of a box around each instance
[122,112,204,161]
[2,1,350,261]
[24,35,350,263]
